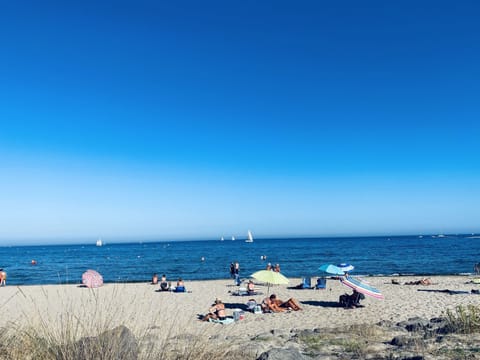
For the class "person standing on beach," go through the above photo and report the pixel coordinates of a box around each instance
[234,261,240,286]
[229,262,235,278]
[0,269,6,286]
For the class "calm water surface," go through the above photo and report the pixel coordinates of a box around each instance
[1,235,479,285]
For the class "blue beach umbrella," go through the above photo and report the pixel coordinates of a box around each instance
[318,264,344,275]
[337,263,355,273]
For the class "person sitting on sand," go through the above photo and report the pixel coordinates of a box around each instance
[261,294,283,312]
[151,273,158,285]
[175,278,186,292]
[339,290,365,308]
[247,280,256,294]
[159,274,170,291]
[262,294,302,312]
[202,298,226,321]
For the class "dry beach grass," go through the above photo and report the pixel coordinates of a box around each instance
[1,275,480,359]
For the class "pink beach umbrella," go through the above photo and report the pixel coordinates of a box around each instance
[82,269,104,288]
[340,275,384,300]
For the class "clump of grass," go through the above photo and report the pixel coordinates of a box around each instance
[297,333,328,352]
[445,305,480,334]
[346,324,385,338]
[0,284,248,360]
[297,324,386,358]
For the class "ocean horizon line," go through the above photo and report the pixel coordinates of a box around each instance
[1,232,478,248]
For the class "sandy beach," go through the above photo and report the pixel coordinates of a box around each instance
[1,275,480,357]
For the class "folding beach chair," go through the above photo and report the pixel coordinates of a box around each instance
[315,277,327,290]
[301,277,312,289]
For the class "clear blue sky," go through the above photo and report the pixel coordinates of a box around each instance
[1,1,479,245]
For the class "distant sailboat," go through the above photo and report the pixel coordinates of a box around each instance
[96,238,103,247]
[220,236,224,241]
[245,230,253,243]
[231,236,235,241]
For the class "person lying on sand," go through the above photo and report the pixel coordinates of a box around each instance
[201,298,226,321]
[261,294,302,312]
[404,278,433,285]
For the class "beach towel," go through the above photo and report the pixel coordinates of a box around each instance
[231,290,262,296]
[246,299,257,312]
[209,317,235,325]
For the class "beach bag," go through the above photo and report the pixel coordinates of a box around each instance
[246,299,257,312]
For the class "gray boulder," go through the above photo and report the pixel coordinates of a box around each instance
[73,325,138,360]
[397,317,430,332]
[390,335,412,347]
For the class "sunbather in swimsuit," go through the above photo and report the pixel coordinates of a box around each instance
[202,298,226,321]
[404,278,432,285]
[262,294,302,312]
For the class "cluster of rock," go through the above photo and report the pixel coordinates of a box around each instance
[47,317,479,360]
[252,316,479,360]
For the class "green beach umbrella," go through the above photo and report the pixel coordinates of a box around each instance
[251,270,289,294]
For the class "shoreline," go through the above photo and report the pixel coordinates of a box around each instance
[2,273,479,287]
[2,275,480,328]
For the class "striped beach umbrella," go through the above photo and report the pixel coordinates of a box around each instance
[340,275,384,299]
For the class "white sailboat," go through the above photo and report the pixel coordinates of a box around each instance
[96,238,103,247]
[231,236,235,241]
[245,230,253,243]
[220,236,224,241]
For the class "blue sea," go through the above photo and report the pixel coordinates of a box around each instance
[1,234,479,286]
